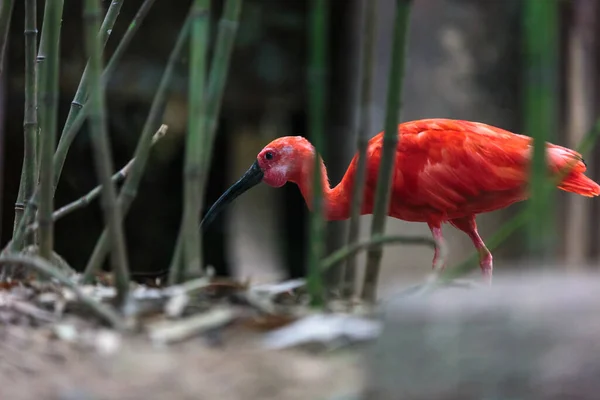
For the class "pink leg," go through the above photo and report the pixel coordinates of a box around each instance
[449,215,493,284]
[427,221,447,271]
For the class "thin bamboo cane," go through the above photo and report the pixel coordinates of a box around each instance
[361,0,412,302]
[83,0,130,306]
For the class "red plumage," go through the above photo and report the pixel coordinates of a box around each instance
[209,118,600,284]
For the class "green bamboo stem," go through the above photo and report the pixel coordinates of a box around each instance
[53,0,124,193]
[37,0,64,262]
[523,0,559,261]
[8,0,157,255]
[35,0,64,175]
[322,234,435,272]
[5,0,64,263]
[361,0,412,302]
[0,255,126,330]
[81,13,193,283]
[170,0,210,285]
[306,0,328,307]
[12,0,38,253]
[342,0,378,298]
[202,0,242,171]
[102,0,157,81]
[83,0,131,307]
[169,0,243,277]
[0,0,15,74]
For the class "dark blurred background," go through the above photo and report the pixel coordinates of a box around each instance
[1,0,599,290]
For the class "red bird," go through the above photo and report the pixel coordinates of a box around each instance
[201,118,600,282]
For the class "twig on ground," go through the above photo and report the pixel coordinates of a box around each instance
[147,307,236,345]
[0,255,126,330]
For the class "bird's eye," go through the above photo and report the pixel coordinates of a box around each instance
[265,151,274,160]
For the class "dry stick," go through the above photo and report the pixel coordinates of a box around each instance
[0,0,15,75]
[37,0,64,263]
[361,0,412,303]
[169,0,243,276]
[8,0,157,255]
[173,0,211,285]
[169,0,243,281]
[81,13,194,283]
[52,0,125,191]
[342,0,378,298]
[12,0,38,253]
[322,234,436,272]
[83,0,131,308]
[22,125,168,235]
[0,255,126,330]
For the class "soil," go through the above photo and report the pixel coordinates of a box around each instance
[0,313,365,400]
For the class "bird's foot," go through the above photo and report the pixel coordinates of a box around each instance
[431,253,446,272]
[479,253,493,285]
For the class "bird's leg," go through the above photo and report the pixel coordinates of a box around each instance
[427,222,447,272]
[449,215,493,284]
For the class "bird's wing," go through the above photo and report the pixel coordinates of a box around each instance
[392,120,536,212]
[364,119,588,213]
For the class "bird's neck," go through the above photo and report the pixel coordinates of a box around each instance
[294,156,353,221]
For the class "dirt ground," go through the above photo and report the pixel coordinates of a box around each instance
[0,319,365,400]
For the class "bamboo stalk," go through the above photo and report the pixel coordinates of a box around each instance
[306,0,328,307]
[322,234,435,272]
[8,0,157,255]
[202,0,242,171]
[12,0,38,253]
[0,0,15,75]
[361,0,412,303]
[0,255,126,330]
[37,0,64,262]
[52,0,124,189]
[342,0,378,298]
[81,13,193,283]
[170,0,211,285]
[83,0,131,307]
[102,0,157,81]
[523,0,559,261]
[169,0,243,276]
[35,0,62,175]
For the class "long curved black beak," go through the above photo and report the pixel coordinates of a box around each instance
[200,160,264,229]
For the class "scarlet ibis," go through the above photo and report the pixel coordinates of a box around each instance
[201,118,600,281]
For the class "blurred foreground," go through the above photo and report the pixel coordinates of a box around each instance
[3,268,600,400]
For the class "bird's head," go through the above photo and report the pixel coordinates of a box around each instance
[200,136,314,229]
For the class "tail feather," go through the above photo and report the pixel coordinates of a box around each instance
[545,145,600,197]
[558,173,600,197]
